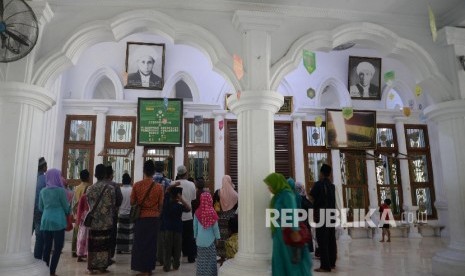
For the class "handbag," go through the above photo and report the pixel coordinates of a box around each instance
[130,182,155,223]
[282,222,312,247]
[83,185,108,227]
[282,222,312,264]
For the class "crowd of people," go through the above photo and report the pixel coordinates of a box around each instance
[32,158,239,276]
[32,156,345,276]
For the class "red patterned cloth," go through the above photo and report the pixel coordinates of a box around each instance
[195,193,219,229]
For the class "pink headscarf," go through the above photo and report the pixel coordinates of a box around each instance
[219,175,238,212]
[195,193,218,229]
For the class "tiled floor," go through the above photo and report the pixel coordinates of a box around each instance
[50,236,447,275]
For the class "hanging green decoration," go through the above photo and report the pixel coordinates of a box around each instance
[307,88,316,99]
[342,107,353,120]
[303,50,316,75]
[384,71,395,85]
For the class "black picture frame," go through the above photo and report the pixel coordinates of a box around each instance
[125,42,165,90]
[137,98,183,147]
[348,56,382,100]
[277,96,293,114]
[325,109,377,149]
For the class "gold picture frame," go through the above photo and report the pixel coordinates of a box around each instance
[277,96,293,114]
[224,93,232,111]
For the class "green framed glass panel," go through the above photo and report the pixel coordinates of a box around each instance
[66,148,91,180]
[69,120,93,142]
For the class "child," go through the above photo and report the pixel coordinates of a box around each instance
[379,198,392,242]
[194,193,220,276]
[162,185,190,272]
[225,215,238,260]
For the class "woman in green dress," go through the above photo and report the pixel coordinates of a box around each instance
[264,173,311,276]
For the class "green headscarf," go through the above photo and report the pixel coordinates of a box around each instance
[264,173,292,235]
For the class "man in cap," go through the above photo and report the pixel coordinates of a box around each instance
[175,165,197,263]
[127,46,162,89]
[33,157,47,259]
[349,61,379,98]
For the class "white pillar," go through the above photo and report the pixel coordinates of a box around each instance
[213,110,227,191]
[0,82,55,275]
[220,91,283,276]
[331,149,351,241]
[220,10,283,276]
[291,113,306,183]
[92,108,108,182]
[394,116,422,238]
[425,100,465,276]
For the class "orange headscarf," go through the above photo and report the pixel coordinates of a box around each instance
[219,175,238,212]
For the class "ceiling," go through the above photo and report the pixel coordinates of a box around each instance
[228,0,465,26]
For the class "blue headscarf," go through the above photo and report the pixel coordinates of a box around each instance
[46,169,64,188]
[287,177,302,208]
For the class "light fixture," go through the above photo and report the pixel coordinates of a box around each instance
[459,55,465,71]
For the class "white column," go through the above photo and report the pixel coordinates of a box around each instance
[291,113,306,183]
[366,150,380,239]
[0,82,55,275]
[92,108,108,182]
[394,117,422,238]
[213,110,227,191]
[425,100,465,276]
[220,10,283,276]
[220,91,283,276]
[331,149,351,241]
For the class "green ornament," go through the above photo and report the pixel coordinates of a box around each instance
[307,88,316,99]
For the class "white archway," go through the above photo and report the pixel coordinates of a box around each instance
[83,66,124,100]
[315,76,352,108]
[32,10,239,93]
[270,22,453,104]
[163,71,200,102]
[381,80,412,109]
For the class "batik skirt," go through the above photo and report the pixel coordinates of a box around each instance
[87,229,112,271]
[196,243,218,276]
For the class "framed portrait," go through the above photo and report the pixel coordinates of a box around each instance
[125,42,165,90]
[348,56,382,100]
[325,109,377,149]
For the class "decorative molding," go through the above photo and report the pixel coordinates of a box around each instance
[441,27,465,47]
[0,82,55,111]
[32,10,240,92]
[227,90,283,114]
[163,71,200,102]
[232,10,283,33]
[424,99,465,122]
[84,66,124,100]
[315,76,351,108]
[270,22,453,104]
[44,0,432,29]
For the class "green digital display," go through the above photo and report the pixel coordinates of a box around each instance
[137,98,183,146]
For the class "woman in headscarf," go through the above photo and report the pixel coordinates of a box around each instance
[194,193,220,276]
[264,173,311,276]
[213,175,238,260]
[295,181,314,253]
[39,169,71,276]
[287,177,302,208]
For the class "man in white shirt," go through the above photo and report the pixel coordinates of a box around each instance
[176,165,197,263]
[127,47,162,89]
[349,61,379,98]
